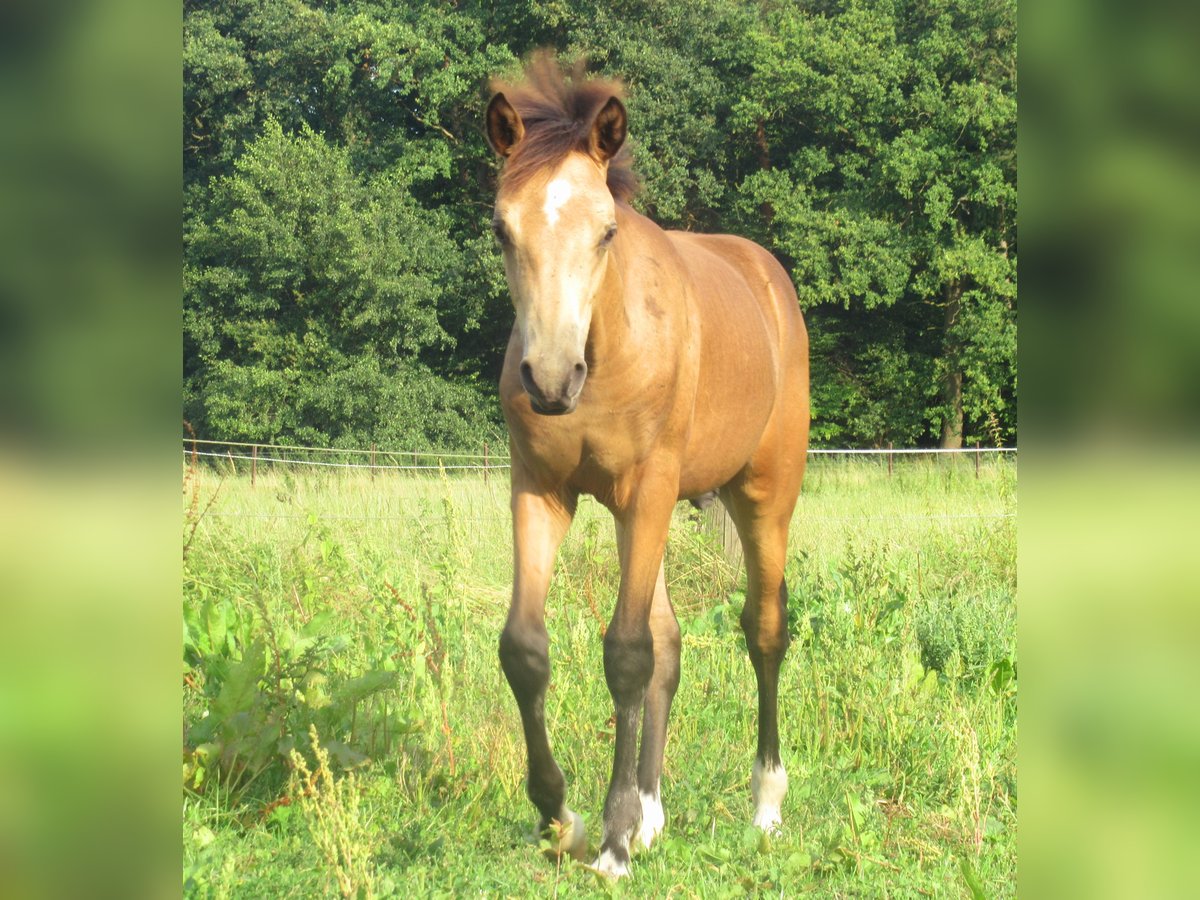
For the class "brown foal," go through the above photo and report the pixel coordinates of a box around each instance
[487,57,809,878]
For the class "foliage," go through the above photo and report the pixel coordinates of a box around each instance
[181,506,453,809]
[184,119,500,448]
[183,457,1015,895]
[730,0,1017,445]
[181,581,402,806]
[184,0,1016,449]
[290,727,380,899]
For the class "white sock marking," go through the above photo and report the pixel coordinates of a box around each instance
[751,758,788,832]
[542,178,573,228]
[594,819,634,878]
[594,847,630,878]
[638,784,665,850]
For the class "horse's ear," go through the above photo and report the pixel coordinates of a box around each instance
[589,96,627,162]
[486,93,524,157]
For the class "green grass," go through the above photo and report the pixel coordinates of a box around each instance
[183,455,1016,898]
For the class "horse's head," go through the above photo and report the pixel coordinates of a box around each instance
[486,90,627,415]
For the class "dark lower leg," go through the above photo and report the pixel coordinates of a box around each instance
[741,581,790,827]
[598,626,654,870]
[746,582,789,763]
[637,638,680,793]
[635,567,680,848]
[597,482,675,874]
[503,483,583,856]
[498,617,566,826]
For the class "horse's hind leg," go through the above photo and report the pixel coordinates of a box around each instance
[498,481,587,859]
[635,560,680,851]
[722,485,798,832]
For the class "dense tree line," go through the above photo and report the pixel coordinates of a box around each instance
[184,0,1016,449]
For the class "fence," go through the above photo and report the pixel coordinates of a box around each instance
[183,439,1015,551]
[183,439,1015,563]
[182,437,1015,481]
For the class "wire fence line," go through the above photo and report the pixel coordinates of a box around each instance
[808,447,1015,455]
[185,441,1015,534]
[203,510,1014,523]
[183,438,496,460]
[186,449,509,471]
[183,440,1017,473]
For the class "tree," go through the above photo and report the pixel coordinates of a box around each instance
[184,120,499,447]
[730,0,1016,446]
[182,0,1017,449]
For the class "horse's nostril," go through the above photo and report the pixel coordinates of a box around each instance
[519,360,541,400]
[568,362,588,397]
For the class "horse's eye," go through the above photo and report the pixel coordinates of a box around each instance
[492,219,509,245]
[600,223,617,247]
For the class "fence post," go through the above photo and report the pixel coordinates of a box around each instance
[888,442,894,478]
[227,449,236,476]
[702,501,743,569]
[251,444,257,487]
[370,443,377,480]
[975,446,981,479]
[483,442,489,485]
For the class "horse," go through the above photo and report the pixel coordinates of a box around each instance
[485,57,810,878]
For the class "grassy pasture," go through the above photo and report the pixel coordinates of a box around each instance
[183,454,1016,898]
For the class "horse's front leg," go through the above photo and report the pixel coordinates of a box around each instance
[595,476,677,877]
[635,559,679,852]
[498,478,586,860]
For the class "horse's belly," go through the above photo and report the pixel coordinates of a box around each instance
[678,314,778,494]
[678,404,772,497]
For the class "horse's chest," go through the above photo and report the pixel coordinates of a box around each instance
[510,407,664,497]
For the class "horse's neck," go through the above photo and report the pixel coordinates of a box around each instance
[585,257,628,363]
[587,211,683,370]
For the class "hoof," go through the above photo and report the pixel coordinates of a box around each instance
[752,805,783,834]
[591,847,631,879]
[541,808,587,862]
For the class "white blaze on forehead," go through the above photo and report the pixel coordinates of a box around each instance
[542,178,573,228]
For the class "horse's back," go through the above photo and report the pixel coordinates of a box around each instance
[670,231,805,343]
[667,230,807,397]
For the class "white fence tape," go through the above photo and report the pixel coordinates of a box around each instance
[183,441,1015,472]
[182,438,493,459]
[185,449,508,471]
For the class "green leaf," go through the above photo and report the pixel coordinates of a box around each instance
[204,598,227,655]
[784,851,812,874]
[740,824,762,852]
[212,640,266,725]
[959,856,987,900]
[990,657,1016,694]
[332,669,398,708]
[320,740,369,770]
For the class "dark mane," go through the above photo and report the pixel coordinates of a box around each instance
[491,53,639,202]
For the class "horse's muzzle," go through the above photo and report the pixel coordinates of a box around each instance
[520,359,587,415]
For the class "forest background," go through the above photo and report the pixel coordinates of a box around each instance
[184,0,1016,450]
